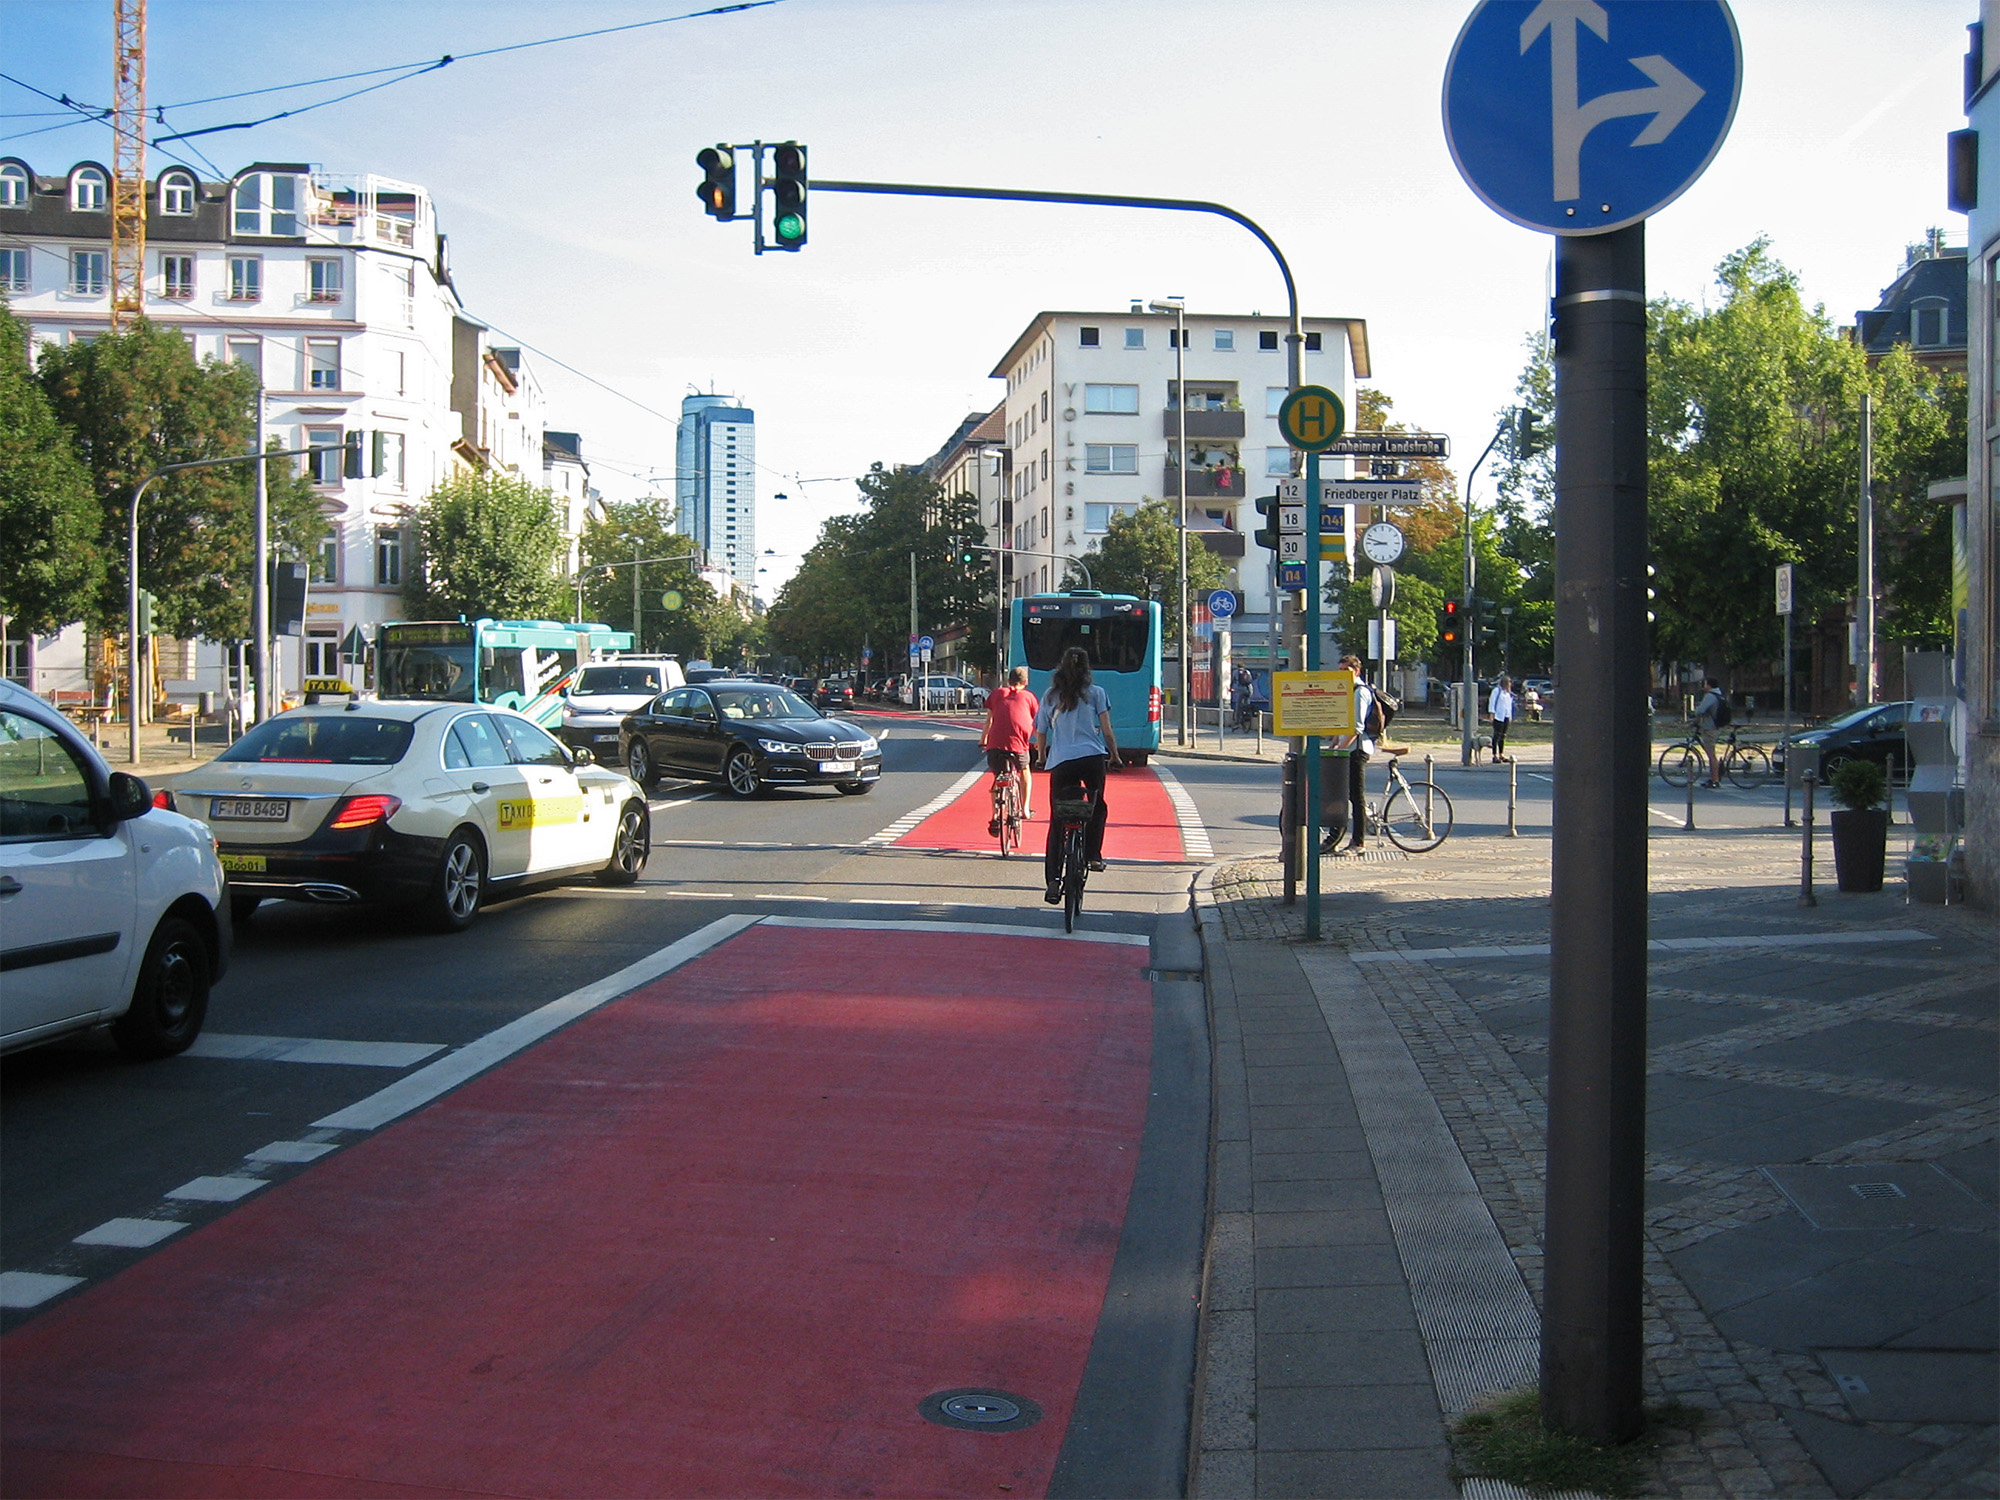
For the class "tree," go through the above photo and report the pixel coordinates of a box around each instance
[404,469,565,621]
[1337,569,1444,664]
[0,301,101,636]
[577,500,723,658]
[1077,497,1229,608]
[36,317,325,641]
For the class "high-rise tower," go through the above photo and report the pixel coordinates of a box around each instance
[674,393,756,589]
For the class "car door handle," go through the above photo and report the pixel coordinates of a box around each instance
[470,781,490,793]
[0,876,21,898]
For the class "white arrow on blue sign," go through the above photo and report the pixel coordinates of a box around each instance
[1444,0,1741,235]
[1208,590,1237,620]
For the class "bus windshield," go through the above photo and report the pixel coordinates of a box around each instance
[377,634,475,701]
[1020,612,1151,673]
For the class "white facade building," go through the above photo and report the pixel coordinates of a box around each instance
[674,394,756,590]
[987,307,1371,672]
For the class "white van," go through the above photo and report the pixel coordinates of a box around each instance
[558,657,686,755]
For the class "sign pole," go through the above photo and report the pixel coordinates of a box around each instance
[1303,449,1323,940]
[1542,222,1650,1443]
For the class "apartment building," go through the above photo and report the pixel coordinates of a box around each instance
[986,307,1370,672]
[674,393,757,590]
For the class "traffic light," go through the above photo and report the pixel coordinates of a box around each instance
[770,141,807,250]
[958,540,980,567]
[1440,599,1461,649]
[1515,406,1548,457]
[1475,597,1499,644]
[696,145,736,220]
[137,589,156,637]
[1253,494,1281,552]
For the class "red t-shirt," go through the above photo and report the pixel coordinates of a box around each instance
[981,686,1040,753]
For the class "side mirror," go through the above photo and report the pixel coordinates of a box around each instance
[106,771,152,822]
[570,745,595,766]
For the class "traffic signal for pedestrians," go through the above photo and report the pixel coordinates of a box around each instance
[770,141,807,250]
[1252,494,1281,552]
[1440,599,1461,648]
[136,589,156,637]
[696,145,736,220]
[1515,406,1548,458]
[1475,597,1499,644]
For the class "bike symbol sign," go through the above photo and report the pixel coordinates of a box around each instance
[1208,590,1238,620]
[1444,0,1741,235]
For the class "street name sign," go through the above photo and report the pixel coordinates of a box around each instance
[1208,589,1238,620]
[1278,386,1347,451]
[1272,669,1357,736]
[1319,479,1425,508]
[1444,0,1742,235]
[1325,432,1450,459]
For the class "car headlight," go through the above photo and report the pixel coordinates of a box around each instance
[758,738,795,755]
[855,736,878,754]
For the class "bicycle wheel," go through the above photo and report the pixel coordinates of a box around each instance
[1657,742,1700,788]
[1382,782,1454,853]
[1062,826,1086,933]
[1000,781,1020,857]
[1725,745,1771,790]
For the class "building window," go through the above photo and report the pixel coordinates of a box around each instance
[1123,327,1145,349]
[1084,502,1140,532]
[1085,444,1138,475]
[160,253,194,300]
[233,171,300,236]
[1079,326,1100,347]
[227,336,262,383]
[1260,330,1279,351]
[71,166,107,211]
[69,249,106,295]
[228,255,261,301]
[0,163,27,208]
[311,535,340,585]
[1214,329,1235,351]
[308,257,343,302]
[1266,387,1287,417]
[1911,302,1949,348]
[1305,331,1323,351]
[159,170,196,216]
[0,247,26,292]
[375,528,404,587]
[373,431,405,488]
[389,348,407,396]
[306,427,343,485]
[1266,446,1293,477]
[304,632,340,677]
[1084,383,1140,414]
[307,337,341,390]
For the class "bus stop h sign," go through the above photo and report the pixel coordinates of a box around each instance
[1444,0,1741,235]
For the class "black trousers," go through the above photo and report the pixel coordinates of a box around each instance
[1347,747,1369,845]
[1492,717,1510,758]
[1045,755,1109,880]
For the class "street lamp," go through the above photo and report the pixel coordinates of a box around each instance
[1149,296,1189,746]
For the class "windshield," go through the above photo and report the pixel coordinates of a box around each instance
[711,687,818,721]
[1021,614,1151,673]
[574,666,664,695]
[378,642,474,702]
[219,715,415,765]
[1813,703,1906,734]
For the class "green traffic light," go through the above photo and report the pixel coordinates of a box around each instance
[775,212,804,244]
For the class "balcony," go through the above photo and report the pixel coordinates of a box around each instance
[1162,463,1247,499]
[1162,409,1245,439]
[1198,529,1246,559]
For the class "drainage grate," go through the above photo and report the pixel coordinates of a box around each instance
[1850,1181,1907,1200]
[918,1388,1043,1433]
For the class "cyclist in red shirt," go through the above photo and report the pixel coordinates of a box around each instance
[981,665,1040,832]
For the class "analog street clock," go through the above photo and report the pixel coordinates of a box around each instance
[1361,521,1406,566]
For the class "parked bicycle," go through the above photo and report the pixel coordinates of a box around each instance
[990,764,1023,858]
[1657,725,1771,789]
[1359,749,1454,853]
[1051,788,1098,932]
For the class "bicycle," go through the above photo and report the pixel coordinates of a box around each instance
[1050,789,1098,932]
[990,763,1023,858]
[1355,749,1454,853]
[1657,725,1771,789]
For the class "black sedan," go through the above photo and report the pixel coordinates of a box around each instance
[1774,700,1912,780]
[815,678,855,711]
[619,682,882,798]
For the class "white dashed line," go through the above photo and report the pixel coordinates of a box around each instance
[165,1176,266,1203]
[0,1272,84,1309]
[1149,760,1213,860]
[74,1218,187,1249]
[246,1141,339,1165]
[864,766,987,845]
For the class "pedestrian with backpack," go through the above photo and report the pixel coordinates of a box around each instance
[1322,655,1380,855]
[1694,677,1729,787]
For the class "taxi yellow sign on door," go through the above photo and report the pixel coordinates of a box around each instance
[1278,386,1347,452]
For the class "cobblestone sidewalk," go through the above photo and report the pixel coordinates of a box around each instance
[1205,827,1996,1498]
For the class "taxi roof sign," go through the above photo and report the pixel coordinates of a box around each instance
[1279,386,1347,452]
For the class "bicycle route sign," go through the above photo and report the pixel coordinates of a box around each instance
[1444,0,1742,235]
[1207,590,1237,620]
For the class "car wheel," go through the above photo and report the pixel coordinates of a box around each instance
[627,741,655,788]
[230,891,262,923]
[111,915,210,1059]
[597,800,649,885]
[724,748,763,798]
[837,780,874,796]
[1821,750,1853,782]
[424,829,485,932]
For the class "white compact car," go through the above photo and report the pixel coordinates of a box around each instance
[171,701,650,930]
[1,680,229,1058]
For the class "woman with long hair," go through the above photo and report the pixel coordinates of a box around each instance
[1032,646,1118,902]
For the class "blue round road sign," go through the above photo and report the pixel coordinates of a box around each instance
[1208,590,1238,620]
[918,635,934,652]
[1444,0,1741,235]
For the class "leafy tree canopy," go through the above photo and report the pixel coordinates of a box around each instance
[0,300,101,636]
[403,469,566,622]
[576,500,736,661]
[1076,497,1230,606]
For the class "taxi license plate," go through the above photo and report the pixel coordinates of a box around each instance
[819,760,855,774]
[219,852,267,873]
[211,798,289,821]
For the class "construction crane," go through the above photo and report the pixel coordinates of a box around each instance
[108,0,146,330]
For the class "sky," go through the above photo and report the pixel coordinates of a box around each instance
[4,0,1971,597]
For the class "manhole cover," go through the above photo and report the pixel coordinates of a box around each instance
[1850,1181,1907,1200]
[919,1388,1043,1432]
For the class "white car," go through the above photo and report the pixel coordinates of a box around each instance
[170,701,649,931]
[901,674,988,710]
[559,658,685,758]
[1,680,229,1058]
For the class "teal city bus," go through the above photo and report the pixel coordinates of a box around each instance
[375,619,634,729]
[1007,592,1163,762]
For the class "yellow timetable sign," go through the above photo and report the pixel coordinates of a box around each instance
[1271,669,1357,737]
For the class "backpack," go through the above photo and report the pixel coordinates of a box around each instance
[1706,691,1732,729]
[1365,686,1400,738]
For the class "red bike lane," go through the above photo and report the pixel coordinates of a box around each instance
[1,920,1154,1499]
[894,764,1187,863]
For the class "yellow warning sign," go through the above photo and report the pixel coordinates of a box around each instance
[1271,670,1357,737]
[1278,386,1347,452]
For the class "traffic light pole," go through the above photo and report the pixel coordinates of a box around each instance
[1460,422,1504,765]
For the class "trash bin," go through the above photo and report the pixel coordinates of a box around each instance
[197,691,215,718]
[1320,748,1351,841]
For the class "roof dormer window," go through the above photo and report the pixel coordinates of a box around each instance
[232,171,300,236]
[160,169,196,216]
[71,165,107,212]
[0,163,27,209]
[1911,300,1951,349]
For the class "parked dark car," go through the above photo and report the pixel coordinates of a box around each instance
[619,681,882,798]
[1774,701,1912,780]
[685,666,732,684]
[816,678,855,711]
[786,676,816,697]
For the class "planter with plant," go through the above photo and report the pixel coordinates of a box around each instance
[1828,756,1889,893]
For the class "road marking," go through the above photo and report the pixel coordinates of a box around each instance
[865,766,987,845]
[751,893,828,901]
[1350,930,1936,964]
[246,1141,339,1164]
[0,1272,83,1309]
[312,914,760,1133]
[165,1176,266,1203]
[851,898,921,906]
[759,914,1149,948]
[188,1034,446,1069]
[74,1218,187,1249]
[1149,760,1213,859]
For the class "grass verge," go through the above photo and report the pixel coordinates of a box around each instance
[1450,1388,1706,1498]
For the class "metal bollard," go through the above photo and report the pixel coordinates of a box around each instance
[1424,753,1435,826]
[1508,757,1519,836]
[1798,770,1818,907]
[1256,711,1264,756]
[1684,758,1696,831]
